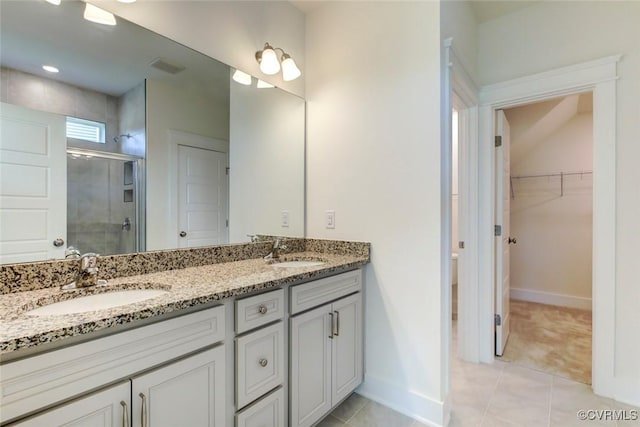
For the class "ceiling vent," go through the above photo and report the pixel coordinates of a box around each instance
[149,58,186,75]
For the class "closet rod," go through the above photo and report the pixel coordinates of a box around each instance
[510,171,593,180]
[510,171,592,198]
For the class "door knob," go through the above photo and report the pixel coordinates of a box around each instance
[508,237,517,245]
[53,238,65,247]
[179,231,187,237]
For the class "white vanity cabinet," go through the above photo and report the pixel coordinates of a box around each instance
[7,382,131,427]
[289,270,363,427]
[1,305,226,426]
[9,347,226,427]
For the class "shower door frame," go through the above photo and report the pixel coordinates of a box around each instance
[66,148,146,254]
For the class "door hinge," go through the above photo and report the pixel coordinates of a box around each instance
[225,167,230,175]
[494,225,502,236]
[458,241,465,249]
[495,314,502,326]
[225,219,229,227]
[495,135,502,147]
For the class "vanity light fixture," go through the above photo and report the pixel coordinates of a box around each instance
[232,69,252,86]
[83,3,117,26]
[255,42,301,81]
[42,65,59,73]
[257,80,274,89]
[117,0,137,3]
[45,0,61,5]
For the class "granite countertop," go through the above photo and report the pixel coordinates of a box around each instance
[0,252,367,356]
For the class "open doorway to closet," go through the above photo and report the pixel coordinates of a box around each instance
[494,92,593,385]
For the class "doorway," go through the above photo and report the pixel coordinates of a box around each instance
[493,94,594,384]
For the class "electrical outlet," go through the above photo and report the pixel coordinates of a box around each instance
[325,210,335,229]
[281,210,290,228]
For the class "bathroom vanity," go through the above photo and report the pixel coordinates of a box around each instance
[0,241,368,427]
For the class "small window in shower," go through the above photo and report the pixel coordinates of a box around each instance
[66,117,106,143]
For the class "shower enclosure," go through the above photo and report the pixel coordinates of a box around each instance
[66,149,145,256]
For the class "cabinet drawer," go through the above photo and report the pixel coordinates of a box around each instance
[290,270,362,314]
[0,305,225,424]
[235,322,284,409]
[235,288,284,334]
[235,387,285,427]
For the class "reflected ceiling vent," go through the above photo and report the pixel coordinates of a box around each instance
[149,58,186,75]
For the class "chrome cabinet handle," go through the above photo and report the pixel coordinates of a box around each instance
[258,304,268,314]
[259,358,268,367]
[179,231,187,237]
[120,401,130,427]
[53,238,65,247]
[334,310,340,336]
[328,312,334,339]
[139,392,148,427]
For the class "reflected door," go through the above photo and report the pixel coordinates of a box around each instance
[0,102,66,263]
[177,145,228,248]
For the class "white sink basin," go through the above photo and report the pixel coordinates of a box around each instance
[271,260,325,268]
[26,289,168,316]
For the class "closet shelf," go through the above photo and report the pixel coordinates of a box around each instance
[510,170,592,198]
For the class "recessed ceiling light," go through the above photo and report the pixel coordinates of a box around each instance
[83,3,117,26]
[42,65,59,73]
[45,0,61,5]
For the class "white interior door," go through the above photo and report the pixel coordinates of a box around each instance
[0,102,66,263]
[177,145,228,248]
[495,109,511,356]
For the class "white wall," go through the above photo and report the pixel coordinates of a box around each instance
[508,111,593,308]
[440,0,479,82]
[306,2,445,424]
[478,1,640,404]
[229,81,305,241]
[96,0,305,97]
[145,79,229,250]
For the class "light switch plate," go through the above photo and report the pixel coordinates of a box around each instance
[281,210,290,227]
[325,210,335,229]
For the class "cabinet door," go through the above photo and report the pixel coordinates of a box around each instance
[8,382,130,427]
[289,304,332,427]
[131,346,225,427]
[331,293,363,404]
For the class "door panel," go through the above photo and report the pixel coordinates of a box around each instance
[8,382,130,427]
[0,102,66,263]
[131,346,225,427]
[331,293,363,404]
[290,304,332,427]
[495,110,511,356]
[177,145,227,248]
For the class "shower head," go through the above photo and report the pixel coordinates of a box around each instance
[114,133,132,143]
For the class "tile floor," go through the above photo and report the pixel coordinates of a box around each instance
[316,319,639,427]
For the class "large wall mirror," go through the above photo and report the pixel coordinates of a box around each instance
[0,1,305,264]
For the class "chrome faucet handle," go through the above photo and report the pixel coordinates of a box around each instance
[80,253,99,274]
[65,246,81,259]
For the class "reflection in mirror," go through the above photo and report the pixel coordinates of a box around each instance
[0,1,305,264]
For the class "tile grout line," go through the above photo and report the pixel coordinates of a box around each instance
[478,360,506,427]
[344,400,369,424]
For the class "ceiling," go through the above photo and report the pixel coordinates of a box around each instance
[0,1,229,99]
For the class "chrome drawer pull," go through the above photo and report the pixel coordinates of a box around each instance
[334,310,340,336]
[258,305,268,314]
[259,358,268,367]
[120,401,130,427]
[328,312,334,339]
[139,392,148,427]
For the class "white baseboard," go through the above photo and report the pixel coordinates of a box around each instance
[356,374,445,427]
[510,287,592,310]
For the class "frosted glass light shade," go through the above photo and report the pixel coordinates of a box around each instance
[232,69,252,85]
[45,0,61,5]
[260,48,280,75]
[257,80,274,89]
[281,57,301,81]
[84,3,117,26]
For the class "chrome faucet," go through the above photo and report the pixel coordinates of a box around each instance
[264,239,288,261]
[61,252,102,290]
